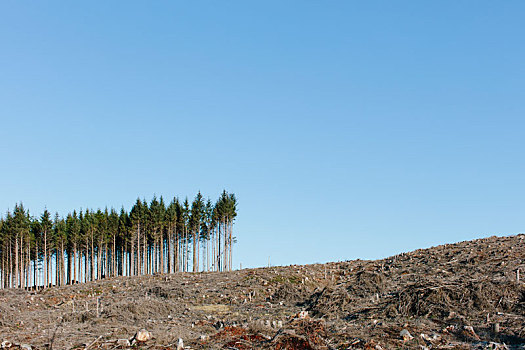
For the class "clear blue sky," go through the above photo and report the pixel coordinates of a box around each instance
[1,2,524,268]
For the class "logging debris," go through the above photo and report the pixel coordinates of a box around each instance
[0,234,524,349]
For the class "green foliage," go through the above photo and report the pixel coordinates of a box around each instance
[0,191,238,288]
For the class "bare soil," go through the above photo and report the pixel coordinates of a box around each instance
[1,234,524,349]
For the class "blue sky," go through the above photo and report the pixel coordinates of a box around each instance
[1,2,524,268]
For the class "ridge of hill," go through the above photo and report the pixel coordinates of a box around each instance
[1,234,524,349]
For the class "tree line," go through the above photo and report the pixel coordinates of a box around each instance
[0,191,237,289]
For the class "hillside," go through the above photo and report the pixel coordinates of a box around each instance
[1,235,524,349]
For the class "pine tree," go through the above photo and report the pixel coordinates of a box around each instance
[66,211,80,284]
[201,199,214,272]
[118,207,131,277]
[53,213,66,286]
[130,198,143,276]
[0,191,237,288]
[149,196,165,273]
[182,198,190,272]
[30,218,41,289]
[165,198,178,274]
[40,210,52,287]
[190,192,204,272]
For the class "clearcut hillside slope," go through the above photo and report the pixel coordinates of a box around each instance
[0,234,524,349]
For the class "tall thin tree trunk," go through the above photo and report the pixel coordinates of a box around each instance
[66,245,71,285]
[197,231,201,272]
[9,243,13,288]
[160,233,164,274]
[20,235,23,288]
[193,229,197,272]
[90,231,94,281]
[61,241,65,286]
[167,228,171,274]
[130,235,134,277]
[78,250,81,284]
[142,230,146,275]
[34,241,38,289]
[24,240,28,289]
[47,245,51,287]
[73,243,77,284]
[136,223,140,276]
[124,244,128,276]
[26,240,30,289]
[213,227,216,271]
[43,230,47,288]
[175,230,179,272]
[14,235,19,288]
[104,242,108,278]
[97,241,102,280]
[85,238,89,283]
[185,227,189,272]
[167,233,171,274]
[2,244,5,289]
[54,248,58,286]
[112,235,116,277]
[219,222,222,272]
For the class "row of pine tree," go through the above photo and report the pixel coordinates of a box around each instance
[0,191,237,289]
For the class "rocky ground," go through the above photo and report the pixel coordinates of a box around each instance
[1,234,524,349]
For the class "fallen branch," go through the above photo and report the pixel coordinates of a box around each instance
[84,335,103,350]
